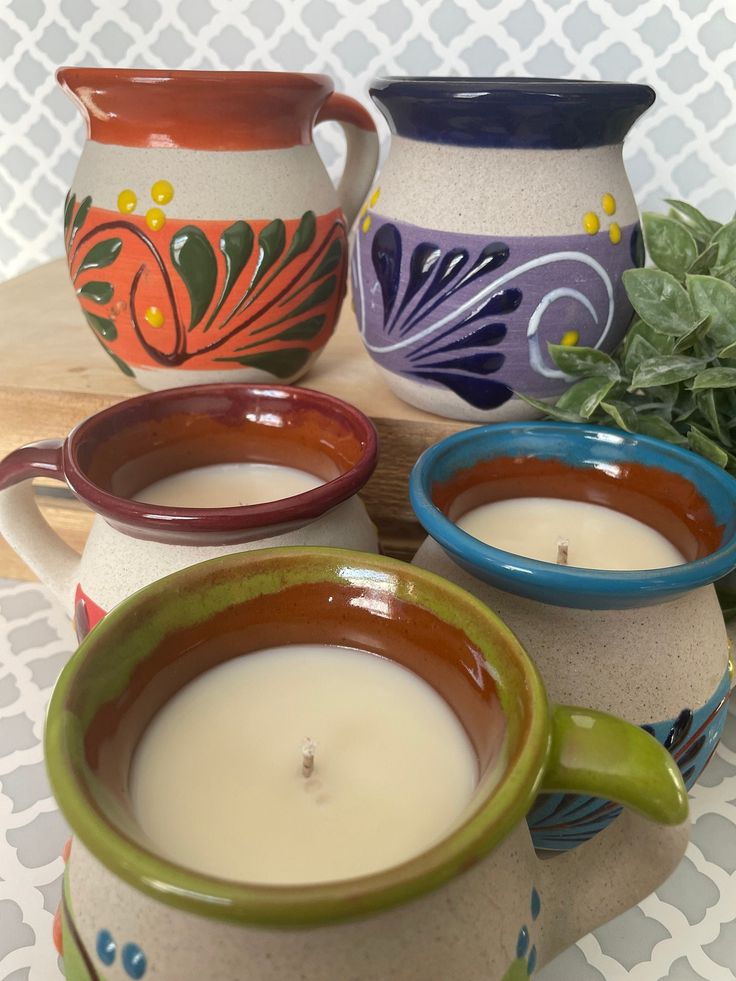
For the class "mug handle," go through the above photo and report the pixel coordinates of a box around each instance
[315,93,380,228]
[539,703,688,824]
[0,440,81,610]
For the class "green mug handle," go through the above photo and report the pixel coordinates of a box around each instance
[540,704,688,825]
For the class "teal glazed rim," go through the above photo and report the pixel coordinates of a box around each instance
[409,422,736,610]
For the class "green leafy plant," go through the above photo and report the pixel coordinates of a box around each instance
[521,200,736,476]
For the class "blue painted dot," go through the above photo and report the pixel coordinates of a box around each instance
[516,925,529,959]
[528,944,538,974]
[531,886,541,921]
[122,942,147,978]
[96,929,116,966]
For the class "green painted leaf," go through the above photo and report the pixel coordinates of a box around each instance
[75,238,122,275]
[622,268,700,336]
[63,192,76,236]
[665,199,721,244]
[217,347,312,379]
[280,211,316,267]
[83,310,117,341]
[516,393,583,422]
[220,221,253,304]
[254,276,338,335]
[275,315,326,343]
[687,242,719,276]
[557,377,615,418]
[688,425,729,468]
[547,344,620,380]
[711,219,736,272]
[307,238,343,284]
[170,225,218,330]
[250,219,286,293]
[77,280,114,304]
[600,400,638,432]
[691,367,736,389]
[686,274,736,348]
[636,415,687,445]
[642,212,698,280]
[68,195,92,247]
[629,355,706,389]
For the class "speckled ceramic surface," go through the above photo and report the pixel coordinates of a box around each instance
[58,69,379,390]
[4,578,736,980]
[352,78,654,422]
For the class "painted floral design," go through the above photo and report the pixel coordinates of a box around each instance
[528,666,732,851]
[64,191,347,380]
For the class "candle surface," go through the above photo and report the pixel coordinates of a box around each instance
[130,645,481,885]
[134,462,323,508]
[456,497,685,570]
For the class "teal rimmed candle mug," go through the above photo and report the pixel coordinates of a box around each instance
[47,547,687,980]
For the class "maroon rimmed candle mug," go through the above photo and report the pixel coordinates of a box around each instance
[0,383,378,637]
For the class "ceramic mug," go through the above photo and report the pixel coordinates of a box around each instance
[410,422,736,850]
[0,384,378,638]
[352,77,654,421]
[47,547,688,981]
[58,68,379,390]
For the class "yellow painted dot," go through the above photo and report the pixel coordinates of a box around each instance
[369,186,381,207]
[609,222,621,245]
[151,179,174,205]
[117,189,137,214]
[362,214,372,234]
[602,192,616,215]
[583,212,600,235]
[145,207,166,231]
[144,306,165,328]
[561,330,580,346]
[360,203,368,218]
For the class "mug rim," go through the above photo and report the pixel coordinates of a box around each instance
[60,383,378,542]
[45,546,550,928]
[410,421,736,610]
[57,67,334,90]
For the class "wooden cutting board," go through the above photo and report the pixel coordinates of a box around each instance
[0,259,469,580]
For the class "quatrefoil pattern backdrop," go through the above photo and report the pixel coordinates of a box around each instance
[0,0,735,282]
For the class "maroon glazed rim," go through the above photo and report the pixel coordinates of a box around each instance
[59,384,378,543]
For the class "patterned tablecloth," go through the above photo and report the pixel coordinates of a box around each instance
[1,577,735,981]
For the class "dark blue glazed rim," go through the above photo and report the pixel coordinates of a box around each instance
[409,422,736,610]
[370,76,655,149]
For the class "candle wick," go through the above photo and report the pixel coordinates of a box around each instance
[556,538,569,565]
[302,738,316,779]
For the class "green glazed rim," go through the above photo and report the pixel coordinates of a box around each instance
[45,547,551,928]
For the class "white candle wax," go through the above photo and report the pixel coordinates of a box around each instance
[134,462,323,508]
[130,645,481,885]
[456,497,685,570]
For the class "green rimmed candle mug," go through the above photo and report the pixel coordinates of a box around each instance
[47,547,688,981]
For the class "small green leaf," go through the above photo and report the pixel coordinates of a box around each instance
[622,319,676,358]
[600,401,638,432]
[77,280,114,304]
[250,219,286,294]
[547,344,621,380]
[665,199,721,243]
[83,311,118,341]
[636,415,687,445]
[205,221,254,332]
[68,195,92,247]
[255,276,338,336]
[642,212,698,279]
[75,238,122,275]
[279,211,316,267]
[629,355,706,389]
[216,347,312,379]
[687,425,729,468]
[623,333,663,375]
[516,392,584,422]
[170,225,218,330]
[691,367,736,389]
[622,268,700,336]
[711,219,736,272]
[687,242,719,276]
[714,260,736,288]
[718,340,736,359]
[307,238,343,285]
[686,274,736,348]
[63,192,76,236]
[557,377,615,418]
[275,315,326,343]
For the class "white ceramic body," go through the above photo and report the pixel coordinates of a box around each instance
[62,808,688,981]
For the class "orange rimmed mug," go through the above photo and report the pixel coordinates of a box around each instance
[58,68,379,391]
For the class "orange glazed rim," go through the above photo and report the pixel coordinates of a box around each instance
[57,67,336,151]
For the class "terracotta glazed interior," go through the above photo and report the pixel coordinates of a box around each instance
[74,573,513,846]
[73,388,369,501]
[431,455,724,561]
